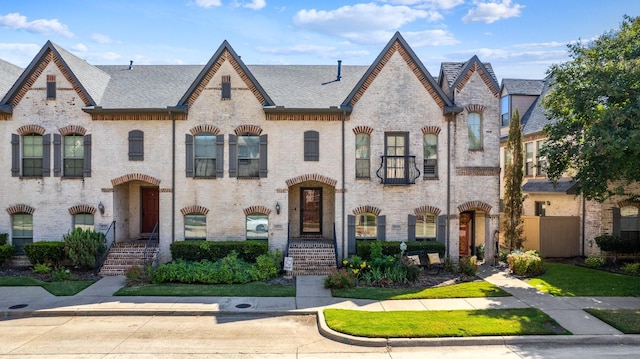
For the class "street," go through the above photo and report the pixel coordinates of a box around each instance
[1,314,638,358]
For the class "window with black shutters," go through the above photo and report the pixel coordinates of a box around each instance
[128,130,144,161]
[304,131,319,161]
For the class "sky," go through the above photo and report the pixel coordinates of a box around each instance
[0,0,638,81]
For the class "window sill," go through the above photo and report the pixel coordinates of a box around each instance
[423,177,439,181]
[19,176,44,180]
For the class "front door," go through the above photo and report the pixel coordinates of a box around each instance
[141,187,159,234]
[301,188,322,235]
[459,212,473,256]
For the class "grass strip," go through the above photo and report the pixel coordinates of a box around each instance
[0,276,95,296]
[585,309,640,334]
[114,281,295,297]
[324,308,570,338]
[526,263,640,296]
[332,281,510,300]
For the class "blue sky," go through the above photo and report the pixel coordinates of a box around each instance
[0,1,637,81]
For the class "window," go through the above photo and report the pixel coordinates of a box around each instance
[468,112,482,150]
[46,75,56,100]
[128,130,144,161]
[620,206,639,242]
[184,214,206,240]
[423,134,437,178]
[304,131,319,161]
[355,133,370,178]
[535,201,546,216]
[229,133,267,178]
[246,213,268,240]
[195,133,216,177]
[221,75,231,100]
[385,133,407,182]
[536,140,547,177]
[74,213,94,231]
[525,142,534,176]
[22,134,43,177]
[501,96,509,127]
[356,213,377,239]
[416,213,436,240]
[12,213,33,255]
[64,134,84,177]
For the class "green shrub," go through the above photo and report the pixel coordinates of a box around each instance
[499,250,509,263]
[170,240,268,262]
[51,266,75,282]
[595,234,640,254]
[24,241,66,266]
[0,244,15,266]
[63,228,106,269]
[356,240,445,260]
[125,265,153,286]
[151,252,260,285]
[475,244,485,260]
[507,250,545,277]
[32,262,52,274]
[458,255,478,276]
[252,250,281,281]
[584,255,606,268]
[621,262,640,275]
[324,268,356,289]
[0,233,8,245]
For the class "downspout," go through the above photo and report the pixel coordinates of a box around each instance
[581,194,586,256]
[341,110,346,260]
[170,110,176,244]
[446,113,451,259]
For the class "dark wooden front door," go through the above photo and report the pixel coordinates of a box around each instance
[301,188,322,235]
[141,187,159,234]
[459,212,473,256]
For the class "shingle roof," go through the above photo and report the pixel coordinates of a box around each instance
[0,58,22,98]
[521,76,555,135]
[440,60,498,89]
[502,79,544,96]
[522,178,578,194]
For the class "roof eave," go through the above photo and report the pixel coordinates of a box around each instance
[263,106,351,114]
[83,106,188,114]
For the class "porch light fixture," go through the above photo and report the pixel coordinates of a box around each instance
[98,201,105,215]
[546,201,551,206]
[275,202,281,215]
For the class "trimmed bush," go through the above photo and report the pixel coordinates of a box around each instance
[63,228,106,269]
[459,255,478,276]
[170,240,268,262]
[621,262,640,275]
[0,233,8,245]
[152,253,256,284]
[595,234,640,254]
[584,255,606,268]
[0,244,15,266]
[324,268,357,289]
[507,250,545,277]
[252,250,281,281]
[356,240,445,260]
[24,241,66,266]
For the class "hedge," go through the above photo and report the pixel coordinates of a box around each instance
[0,244,14,266]
[356,240,445,260]
[23,241,67,265]
[170,240,268,263]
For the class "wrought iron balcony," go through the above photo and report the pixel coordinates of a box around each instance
[375,155,421,185]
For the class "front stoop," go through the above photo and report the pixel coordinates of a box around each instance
[287,238,337,276]
[98,242,158,276]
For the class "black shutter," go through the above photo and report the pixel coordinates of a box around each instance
[613,207,621,238]
[42,134,51,177]
[185,134,194,178]
[216,134,224,178]
[53,134,61,177]
[128,130,144,161]
[348,215,356,255]
[304,131,319,161]
[377,215,386,241]
[46,80,56,99]
[11,134,20,177]
[436,215,447,244]
[83,134,91,177]
[221,75,231,99]
[259,134,268,178]
[408,214,416,242]
[229,134,237,178]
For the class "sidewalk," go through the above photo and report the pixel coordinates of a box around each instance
[2,264,640,346]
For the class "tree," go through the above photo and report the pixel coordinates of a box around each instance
[502,109,524,251]
[541,15,640,201]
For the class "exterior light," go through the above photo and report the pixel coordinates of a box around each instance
[275,202,281,215]
[98,201,105,215]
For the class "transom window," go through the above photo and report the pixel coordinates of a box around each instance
[246,213,268,240]
[355,133,370,178]
[423,134,437,178]
[238,134,260,177]
[468,112,482,150]
[194,133,216,178]
[416,213,436,240]
[356,213,377,239]
[64,134,84,177]
[184,214,206,240]
[22,134,43,177]
[74,213,94,231]
[12,213,33,255]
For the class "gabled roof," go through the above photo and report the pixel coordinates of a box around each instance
[179,40,273,107]
[341,32,453,111]
[502,78,544,96]
[1,41,110,108]
[442,56,500,98]
[0,59,22,113]
[521,75,555,136]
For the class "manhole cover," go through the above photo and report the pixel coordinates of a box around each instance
[9,304,28,309]
[235,303,251,309]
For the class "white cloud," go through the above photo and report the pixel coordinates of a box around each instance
[0,12,74,37]
[243,0,266,10]
[91,33,114,44]
[0,42,41,66]
[462,0,523,24]
[404,29,459,47]
[194,0,222,8]
[72,43,88,52]
[384,0,464,10]
[293,3,441,39]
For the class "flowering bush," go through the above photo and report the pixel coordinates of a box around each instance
[324,268,357,289]
[507,250,545,277]
[584,255,606,268]
[342,255,368,276]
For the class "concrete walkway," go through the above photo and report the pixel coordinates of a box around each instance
[2,264,640,346]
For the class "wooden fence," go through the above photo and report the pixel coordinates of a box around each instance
[522,216,580,257]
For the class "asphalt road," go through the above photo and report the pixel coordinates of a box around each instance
[1,314,639,358]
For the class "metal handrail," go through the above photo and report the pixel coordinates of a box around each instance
[95,220,116,275]
[143,222,159,265]
[333,223,339,267]
[285,222,290,258]
[375,155,421,185]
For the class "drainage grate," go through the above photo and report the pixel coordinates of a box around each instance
[9,304,28,309]
[235,303,251,309]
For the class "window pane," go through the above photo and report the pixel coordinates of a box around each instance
[356,159,370,178]
[356,213,377,239]
[64,159,84,177]
[423,134,437,159]
[64,135,84,158]
[468,113,482,149]
[184,214,206,240]
[195,133,216,158]
[238,135,260,159]
[12,214,33,238]
[416,213,436,239]
[74,213,94,231]
[247,213,268,240]
[23,134,43,157]
[355,134,370,159]
[23,158,43,177]
[195,158,215,177]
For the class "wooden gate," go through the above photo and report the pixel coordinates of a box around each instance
[522,216,580,257]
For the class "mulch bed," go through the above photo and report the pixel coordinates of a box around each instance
[0,265,102,282]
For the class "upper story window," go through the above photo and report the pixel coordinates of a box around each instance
[355,133,370,178]
[501,95,510,127]
[536,140,547,177]
[195,133,216,178]
[22,134,44,177]
[184,213,206,240]
[385,132,407,181]
[246,213,268,240]
[12,128,51,178]
[128,130,144,161]
[468,112,483,150]
[525,142,534,176]
[423,134,438,179]
[53,129,91,178]
[74,213,94,231]
[64,134,84,178]
[229,132,267,178]
[12,213,33,255]
[46,75,56,100]
[221,75,231,100]
[304,131,319,161]
[416,213,436,241]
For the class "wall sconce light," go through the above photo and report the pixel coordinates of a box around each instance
[98,201,105,215]
[275,202,281,215]
[546,201,551,206]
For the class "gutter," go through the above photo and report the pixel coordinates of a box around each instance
[83,106,189,114]
[341,109,346,260]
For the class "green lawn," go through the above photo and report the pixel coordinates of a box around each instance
[526,262,640,296]
[114,281,295,297]
[0,276,95,296]
[332,281,510,300]
[324,308,570,338]
[585,309,640,334]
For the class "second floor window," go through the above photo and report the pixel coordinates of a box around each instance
[229,133,268,178]
[22,134,43,177]
[525,142,534,176]
[304,131,319,161]
[468,112,482,150]
[195,133,216,178]
[423,134,437,178]
[536,140,547,177]
[64,134,84,177]
[501,95,509,127]
[385,133,407,181]
[355,133,370,178]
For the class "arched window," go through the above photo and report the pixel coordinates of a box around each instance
[356,213,377,239]
[246,213,268,240]
[416,213,436,241]
[468,112,482,150]
[355,133,370,178]
[74,213,94,231]
[184,213,206,240]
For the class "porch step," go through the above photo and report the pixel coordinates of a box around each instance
[288,238,337,276]
[98,242,159,276]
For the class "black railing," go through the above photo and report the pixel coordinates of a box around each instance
[375,155,421,185]
[95,220,116,275]
[143,222,159,265]
[333,223,339,267]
